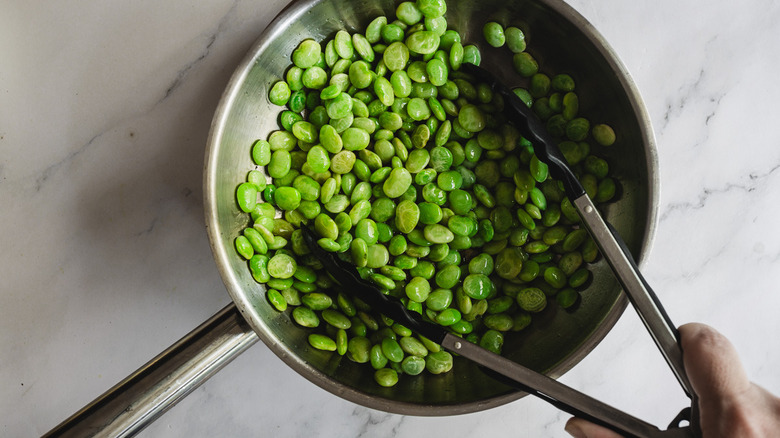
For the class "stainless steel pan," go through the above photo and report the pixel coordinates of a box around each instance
[45,0,658,436]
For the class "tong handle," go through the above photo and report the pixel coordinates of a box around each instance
[443,334,695,437]
[573,194,701,435]
[461,62,697,407]
[572,194,694,399]
[457,63,700,435]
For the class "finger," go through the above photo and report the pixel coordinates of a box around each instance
[678,323,751,402]
[565,417,625,438]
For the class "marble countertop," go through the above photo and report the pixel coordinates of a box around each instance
[3,0,780,436]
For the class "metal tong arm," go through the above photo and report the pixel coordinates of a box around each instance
[460,63,695,399]
[573,195,694,397]
[301,227,694,437]
[442,333,693,438]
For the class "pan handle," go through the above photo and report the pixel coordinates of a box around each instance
[43,303,258,438]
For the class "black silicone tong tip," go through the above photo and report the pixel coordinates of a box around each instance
[300,226,447,344]
[459,63,585,199]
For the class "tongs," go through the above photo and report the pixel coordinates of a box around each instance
[300,63,701,437]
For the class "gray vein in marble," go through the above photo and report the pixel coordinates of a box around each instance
[661,68,725,134]
[137,215,160,237]
[350,407,403,438]
[659,34,729,137]
[162,1,238,102]
[34,132,102,192]
[661,68,700,128]
[164,32,218,100]
[659,162,780,222]
[651,162,780,283]
[30,4,239,196]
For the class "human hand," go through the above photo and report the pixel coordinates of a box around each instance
[564,323,780,437]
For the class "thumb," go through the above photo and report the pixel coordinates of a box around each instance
[678,323,751,403]
[564,324,754,438]
[565,417,624,438]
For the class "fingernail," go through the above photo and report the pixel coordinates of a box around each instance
[565,421,587,438]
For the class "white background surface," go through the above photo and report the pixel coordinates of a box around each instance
[3,0,780,436]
